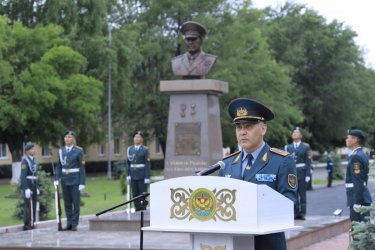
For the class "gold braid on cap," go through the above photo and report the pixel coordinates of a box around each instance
[234,108,264,121]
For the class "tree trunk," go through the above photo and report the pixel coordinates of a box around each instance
[8,137,25,184]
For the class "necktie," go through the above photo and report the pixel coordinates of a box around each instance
[242,154,253,179]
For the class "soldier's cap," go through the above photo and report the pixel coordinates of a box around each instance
[228,98,274,124]
[25,142,34,151]
[348,129,365,140]
[134,130,144,138]
[293,126,301,132]
[64,130,75,137]
[181,21,207,38]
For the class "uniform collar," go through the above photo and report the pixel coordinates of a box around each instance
[242,141,265,162]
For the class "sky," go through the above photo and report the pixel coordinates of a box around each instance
[252,0,375,69]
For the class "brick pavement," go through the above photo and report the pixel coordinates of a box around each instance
[300,232,349,250]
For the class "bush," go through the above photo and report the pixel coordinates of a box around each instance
[13,169,53,221]
[332,150,344,180]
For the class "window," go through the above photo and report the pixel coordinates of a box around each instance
[98,144,105,156]
[114,137,120,155]
[42,145,52,157]
[0,143,7,159]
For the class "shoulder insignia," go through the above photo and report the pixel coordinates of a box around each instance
[223,151,240,160]
[303,142,310,146]
[21,163,27,169]
[143,146,149,149]
[172,54,185,60]
[288,174,297,189]
[270,148,289,157]
[76,146,83,150]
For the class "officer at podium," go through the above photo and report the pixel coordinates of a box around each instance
[218,98,297,250]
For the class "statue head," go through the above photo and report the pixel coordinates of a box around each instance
[180,21,207,55]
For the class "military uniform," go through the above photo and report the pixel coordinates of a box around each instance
[285,141,312,219]
[20,143,39,230]
[326,153,333,187]
[55,138,85,230]
[345,147,372,222]
[171,51,217,77]
[171,21,217,78]
[126,144,151,211]
[219,97,297,250]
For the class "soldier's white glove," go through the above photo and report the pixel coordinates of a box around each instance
[37,189,40,195]
[126,176,131,181]
[305,176,311,182]
[144,178,150,184]
[353,204,362,213]
[25,189,32,199]
[53,180,59,188]
[78,185,85,191]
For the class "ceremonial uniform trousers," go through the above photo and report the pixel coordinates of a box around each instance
[345,147,372,222]
[20,157,38,227]
[55,146,85,228]
[218,144,297,250]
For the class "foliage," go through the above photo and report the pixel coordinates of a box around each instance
[263,3,373,150]
[13,169,53,221]
[332,150,344,180]
[0,16,103,161]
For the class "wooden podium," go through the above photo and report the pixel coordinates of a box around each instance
[143,176,301,250]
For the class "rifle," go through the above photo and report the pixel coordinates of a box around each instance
[27,197,34,229]
[51,160,62,231]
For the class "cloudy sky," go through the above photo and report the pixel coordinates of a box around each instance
[252,0,375,69]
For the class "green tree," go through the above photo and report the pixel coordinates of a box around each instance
[0,17,102,173]
[263,3,374,150]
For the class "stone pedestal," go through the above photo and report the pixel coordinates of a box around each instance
[160,79,228,179]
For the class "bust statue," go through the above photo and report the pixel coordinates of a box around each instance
[171,21,217,79]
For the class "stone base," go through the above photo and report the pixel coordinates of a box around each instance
[89,210,150,231]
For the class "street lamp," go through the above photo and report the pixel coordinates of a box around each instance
[107,22,113,179]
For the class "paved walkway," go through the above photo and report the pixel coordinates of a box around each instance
[300,232,349,250]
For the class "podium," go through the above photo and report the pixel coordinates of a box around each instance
[142,176,301,250]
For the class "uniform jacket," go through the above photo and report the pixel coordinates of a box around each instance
[55,145,85,186]
[20,156,38,191]
[171,51,217,76]
[326,155,333,172]
[126,145,151,181]
[218,143,298,203]
[345,147,372,206]
[285,142,312,177]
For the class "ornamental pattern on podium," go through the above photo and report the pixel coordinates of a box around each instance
[170,188,236,221]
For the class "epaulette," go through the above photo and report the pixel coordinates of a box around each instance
[75,146,83,150]
[270,148,289,157]
[223,151,241,160]
[303,142,310,146]
[172,54,185,60]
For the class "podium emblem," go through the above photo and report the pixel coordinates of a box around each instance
[190,188,216,221]
[170,187,237,222]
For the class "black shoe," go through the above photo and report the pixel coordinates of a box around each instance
[23,226,32,231]
[64,225,72,231]
[71,226,77,231]
[296,215,306,220]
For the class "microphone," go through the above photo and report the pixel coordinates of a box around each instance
[195,161,226,176]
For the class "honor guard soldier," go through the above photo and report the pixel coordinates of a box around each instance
[126,131,151,211]
[20,143,39,230]
[345,129,372,222]
[54,130,86,231]
[285,127,312,220]
[171,21,217,79]
[218,98,297,250]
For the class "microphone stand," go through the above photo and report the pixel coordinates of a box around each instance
[95,192,149,250]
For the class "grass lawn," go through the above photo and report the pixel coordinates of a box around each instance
[0,176,130,228]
